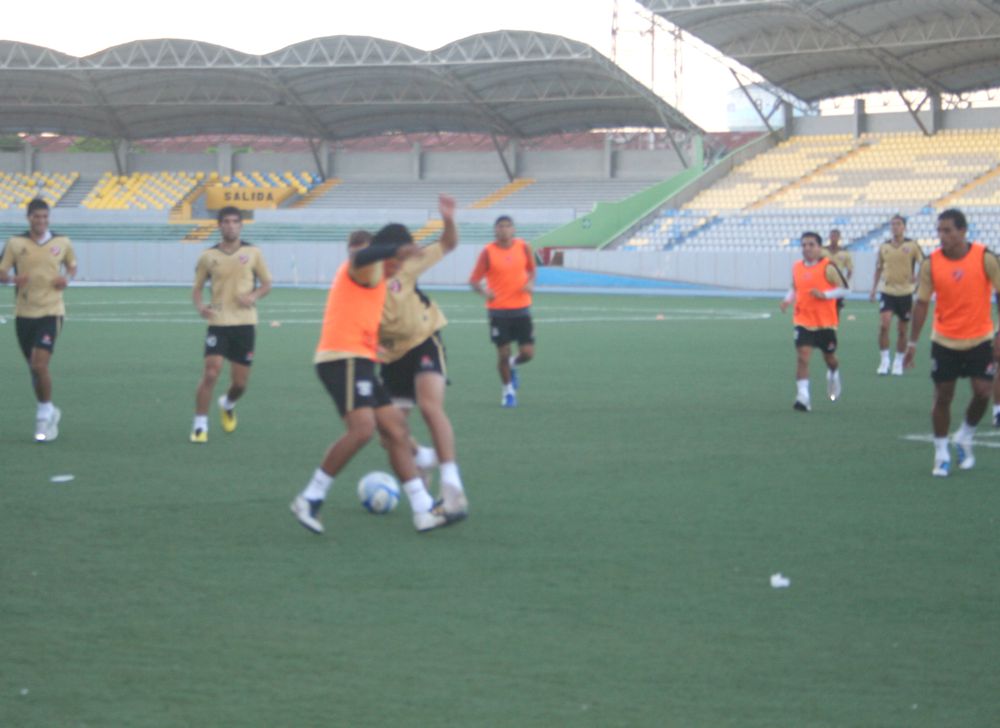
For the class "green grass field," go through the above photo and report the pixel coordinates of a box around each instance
[2,288,998,727]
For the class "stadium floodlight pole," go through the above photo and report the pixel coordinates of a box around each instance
[489,132,516,183]
[894,88,934,138]
[730,68,775,134]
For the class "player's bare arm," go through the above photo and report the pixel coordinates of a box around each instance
[53,263,75,290]
[437,194,457,253]
[192,286,214,320]
[870,259,882,301]
[238,278,272,308]
[903,298,930,369]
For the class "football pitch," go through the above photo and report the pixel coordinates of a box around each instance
[2,287,998,727]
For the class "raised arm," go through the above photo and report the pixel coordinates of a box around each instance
[437,194,457,253]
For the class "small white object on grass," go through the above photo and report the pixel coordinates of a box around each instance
[50,474,75,483]
[770,573,791,588]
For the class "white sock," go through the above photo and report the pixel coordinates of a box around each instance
[954,421,976,442]
[509,354,518,368]
[37,401,54,419]
[796,379,810,404]
[193,415,208,432]
[440,462,464,491]
[993,404,1000,416]
[503,383,515,396]
[402,477,433,513]
[219,394,236,411]
[933,437,950,461]
[302,468,334,502]
[414,445,438,469]
[880,349,890,364]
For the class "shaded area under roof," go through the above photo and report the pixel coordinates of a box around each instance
[0,31,701,141]
[641,0,1000,103]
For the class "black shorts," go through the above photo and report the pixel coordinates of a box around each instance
[316,358,392,417]
[380,333,447,405]
[204,325,255,366]
[489,313,534,347]
[794,326,837,353]
[930,341,997,383]
[16,316,62,360]
[879,293,913,321]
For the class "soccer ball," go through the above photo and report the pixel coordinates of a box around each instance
[357,471,401,514]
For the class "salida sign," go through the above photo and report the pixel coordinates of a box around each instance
[205,185,294,209]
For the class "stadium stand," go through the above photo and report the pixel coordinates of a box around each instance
[627,129,1000,252]
[83,171,205,210]
[0,171,78,209]
[762,130,1000,210]
[679,135,857,212]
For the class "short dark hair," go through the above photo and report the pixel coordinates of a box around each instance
[494,215,513,226]
[829,228,841,235]
[347,229,372,250]
[372,223,413,248]
[27,198,49,216]
[801,231,822,246]
[937,208,967,231]
[217,206,242,223]
[891,214,907,226]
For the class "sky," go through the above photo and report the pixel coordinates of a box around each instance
[0,0,741,131]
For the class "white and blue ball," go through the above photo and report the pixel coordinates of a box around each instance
[357,471,401,514]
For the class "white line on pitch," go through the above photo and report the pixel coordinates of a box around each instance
[901,434,1000,449]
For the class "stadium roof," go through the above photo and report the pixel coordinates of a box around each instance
[0,31,701,141]
[641,0,1000,103]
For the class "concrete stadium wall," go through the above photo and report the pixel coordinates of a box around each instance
[422,151,508,180]
[0,151,25,173]
[518,150,605,180]
[68,241,486,286]
[331,150,414,180]
[792,105,1000,136]
[563,248,877,293]
[614,150,685,180]
[65,239,873,293]
[131,153,215,173]
[235,153,317,174]
[35,153,116,176]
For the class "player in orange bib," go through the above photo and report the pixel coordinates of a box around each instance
[779,232,849,412]
[290,224,447,535]
[468,215,536,407]
[904,209,1000,477]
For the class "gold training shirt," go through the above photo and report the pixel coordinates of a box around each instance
[877,239,924,295]
[0,233,76,317]
[379,242,448,364]
[193,242,271,326]
[829,249,853,278]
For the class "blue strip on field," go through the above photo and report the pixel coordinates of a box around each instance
[536,268,709,290]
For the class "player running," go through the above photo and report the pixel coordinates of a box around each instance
[0,198,77,442]
[779,232,849,412]
[904,209,1000,476]
[375,195,468,522]
[190,206,272,443]
[468,215,536,407]
[290,224,446,535]
[870,215,924,376]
